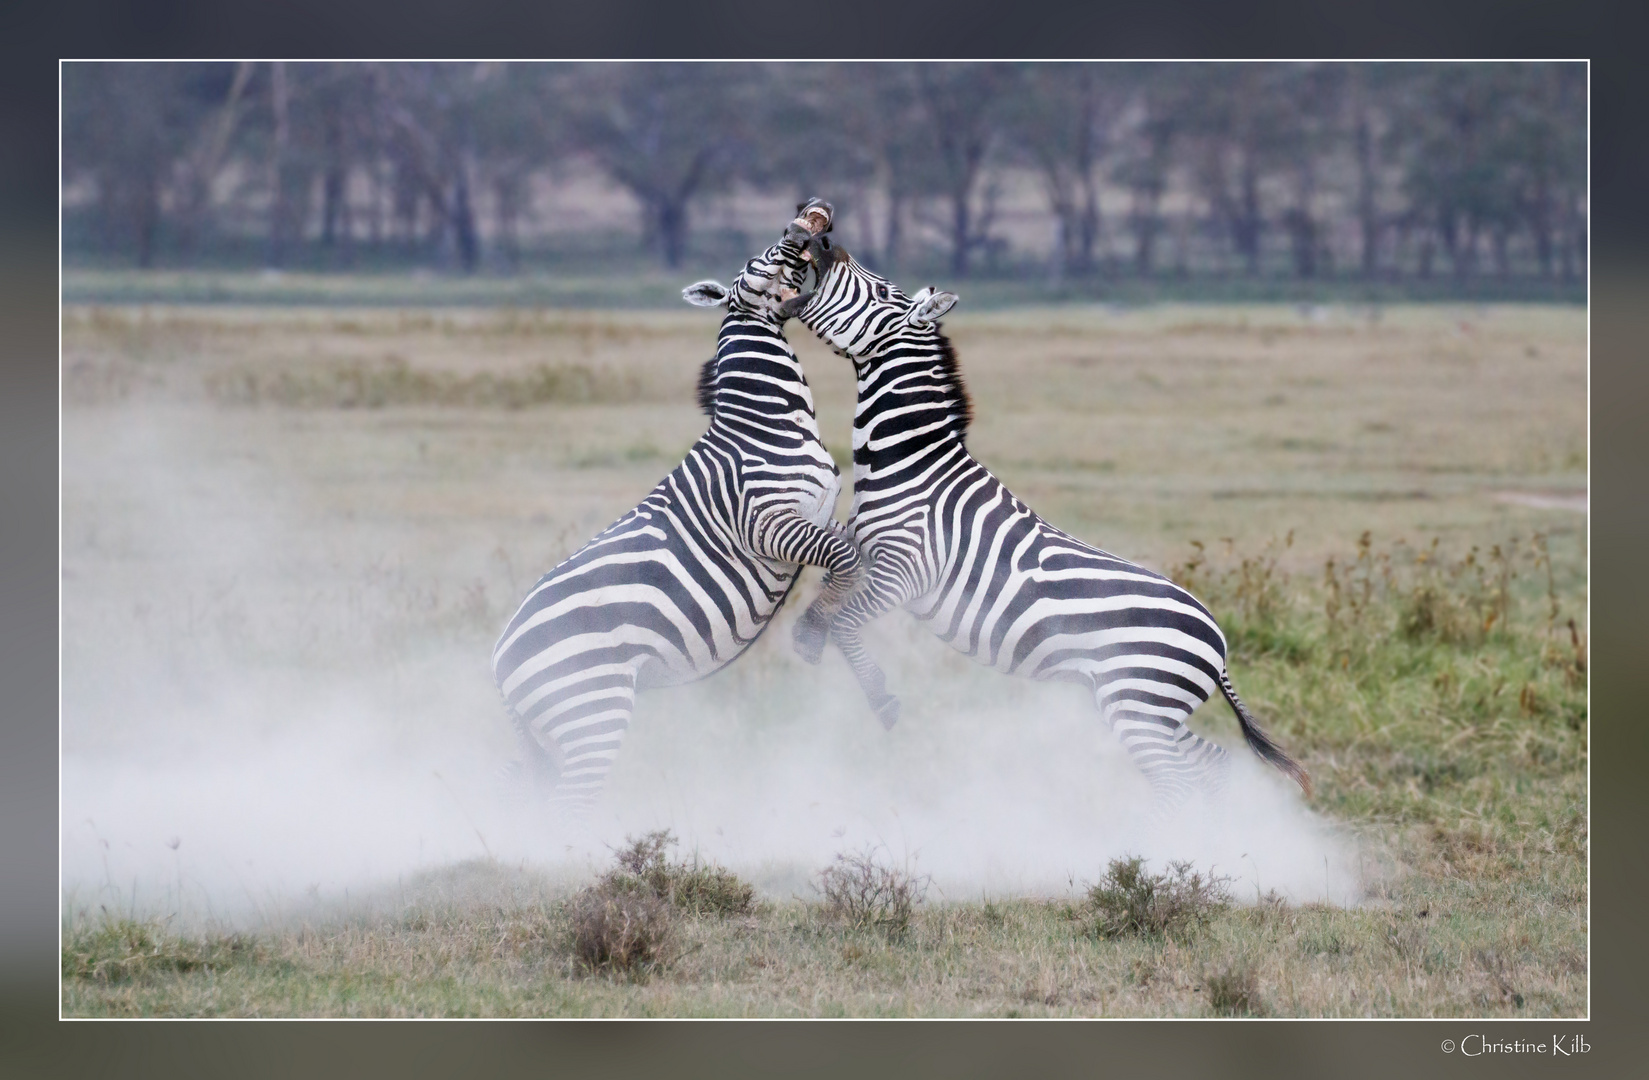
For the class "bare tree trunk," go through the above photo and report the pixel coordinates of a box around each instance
[1571,197,1586,272]
[1043,169,1073,280]
[266,61,291,268]
[949,183,973,278]
[133,172,160,269]
[1533,171,1553,279]
[369,162,384,249]
[1237,152,1261,275]
[180,60,253,257]
[494,171,522,273]
[1440,210,1460,281]
[1072,69,1101,278]
[1447,214,1478,282]
[1131,184,1160,277]
[1288,163,1318,279]
[321,102,346,250]
[1075,176,1100,277]
[657,196,688,269]
[451,160,479,273]
[1355,103,1378,278]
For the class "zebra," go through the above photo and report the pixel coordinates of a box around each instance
[491,202,861,817]
[778,234,1311,803]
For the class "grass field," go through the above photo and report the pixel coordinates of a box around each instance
[59,298,1587,1017]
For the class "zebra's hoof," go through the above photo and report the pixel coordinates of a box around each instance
[873,696,901,731]
[792,618,827,665]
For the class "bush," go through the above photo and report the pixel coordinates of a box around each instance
[815,849,929,939]
[601,830,755,917]
[1084,856,1231,940]
[1204,963,1265,1016]
[566,888,673,978]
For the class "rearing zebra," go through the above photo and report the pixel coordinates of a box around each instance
[779,236,1310,803]
[492,204,859,817]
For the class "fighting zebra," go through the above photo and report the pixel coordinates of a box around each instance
[779,234,1310,803]
[492,202,859,817]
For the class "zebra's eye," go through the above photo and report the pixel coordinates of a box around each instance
[875,284,890,302]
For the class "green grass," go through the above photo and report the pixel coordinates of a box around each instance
[59,299,1585,1016]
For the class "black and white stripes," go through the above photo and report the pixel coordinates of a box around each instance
[784,239,1310,802]
[492,211,858,816]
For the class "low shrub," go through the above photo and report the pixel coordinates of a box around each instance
[566,888,673,978]
[601,830,755,917]
[1084,856,1231,940]
[815,849,929,939]
[1204,962,1265,1016]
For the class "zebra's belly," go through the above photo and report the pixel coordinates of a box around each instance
[493,487,800,703]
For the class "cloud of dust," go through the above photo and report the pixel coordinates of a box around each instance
[62,407,1366,930]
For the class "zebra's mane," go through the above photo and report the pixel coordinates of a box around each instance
[696,356,718,416]
[932,332,974,440]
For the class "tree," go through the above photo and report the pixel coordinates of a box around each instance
[1271,63,1347,279]
[566,63,759,269]
[1112,65,1185,278]
[1394,64,1528,282]
[368,63,499,273]
[61,63,226,267]
[909,63,1012,278]
[1179,64,1272,276]
[742,64,881,264]
[812,63,929,274]
[1005,63,1123,279]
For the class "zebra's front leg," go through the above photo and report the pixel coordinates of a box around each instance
[746,508,863,666]
[826,558,919,730]
[791,520,859,665]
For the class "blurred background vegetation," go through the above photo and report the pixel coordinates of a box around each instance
[60,62,1586,305]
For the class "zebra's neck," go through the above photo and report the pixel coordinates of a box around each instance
[701,312,817,431]
[851,331,971,477]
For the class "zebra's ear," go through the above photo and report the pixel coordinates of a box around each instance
[908,290,958,327]
[682,280,731,307]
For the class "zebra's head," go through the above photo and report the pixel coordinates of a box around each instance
[681,199,833,321]
[779,238,958,358]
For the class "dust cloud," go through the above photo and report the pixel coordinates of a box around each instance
[62,405,1364,929]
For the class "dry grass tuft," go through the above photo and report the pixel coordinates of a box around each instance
[62,915,259,984]
[816,849,930,939]
[1084,856,1232,940]
[204,357,640,410]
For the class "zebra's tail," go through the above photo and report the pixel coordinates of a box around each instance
[1219,671,1312,797]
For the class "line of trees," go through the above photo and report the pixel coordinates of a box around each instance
[61,62,1587,285]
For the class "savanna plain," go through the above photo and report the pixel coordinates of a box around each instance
[60,295,1587,1017]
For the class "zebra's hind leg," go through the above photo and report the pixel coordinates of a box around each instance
[516,669,639,824]
[1096,692,1230,808]
[497,708,562,809]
